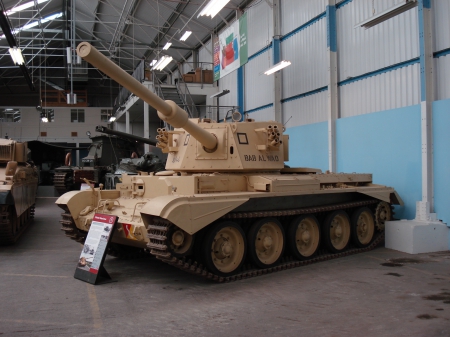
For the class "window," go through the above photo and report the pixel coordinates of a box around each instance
[101,109,112,122]
[71,109,85,123]
[0,108,21,122]
[40,109,54,123]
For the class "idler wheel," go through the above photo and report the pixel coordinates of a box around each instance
[323,210,351,253]
[375,201,392,231]
[168,227,194,257]
[248,217,285,268]
[351,207,375,248]
[288,215,320,260]
[202,221,246,276]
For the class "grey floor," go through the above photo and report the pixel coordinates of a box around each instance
[0,188,449,337]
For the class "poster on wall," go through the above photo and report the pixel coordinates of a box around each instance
[214,12,248,81]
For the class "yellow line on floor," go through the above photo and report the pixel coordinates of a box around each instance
[367,255,450,280]
[0,273,69,278]
[87,284,103,329]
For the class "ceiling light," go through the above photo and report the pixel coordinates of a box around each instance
[163,42,172,50]
[6,0,49,15]
[8,47,25,65]
[264,60,291,75]
[109,116,116,122]
[41,116,48,123]
[152,56,173,71]
[198,0,230,18]
[210,89,230,98]
[150,60,157,66]
[180,31,192,41]
[354,0,417,29]
[0,12,63,39]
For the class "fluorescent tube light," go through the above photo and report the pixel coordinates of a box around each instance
[180,31,192,41]
[8,47,25,65]
[264,60,291,75]
[210,89,230,98]
[354,0,417,29]
[6,0,49,15]
[152,56,173,71]
[109,116,117,122]
[198,0,230,18]
[1,12,63,39]
[163,42,172,50]
[150,60,157,66]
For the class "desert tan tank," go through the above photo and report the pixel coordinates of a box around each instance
[0,139,38,245]
[56,42,403,279]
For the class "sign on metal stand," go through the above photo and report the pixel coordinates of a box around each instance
[74,213,118,285]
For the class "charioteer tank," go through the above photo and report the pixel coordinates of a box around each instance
[56,42,403,280]
[0,139,38,245]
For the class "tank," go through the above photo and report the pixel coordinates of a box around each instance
[95,126,166,190]
[53,131,152,194]
[56,42,404,278]
[0,139,38,245]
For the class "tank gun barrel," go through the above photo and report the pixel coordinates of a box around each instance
[95,126,157,146]
[76,42,217,151]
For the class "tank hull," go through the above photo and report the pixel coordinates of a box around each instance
[0,165,38,245]
[56,171,402,275]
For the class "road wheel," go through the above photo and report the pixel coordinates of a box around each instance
[248,217,285,268]
[323,210,351,253]
[288,215,320,260]
[351,207,375,248]
[167,227,195,257]
[203,221,246,276]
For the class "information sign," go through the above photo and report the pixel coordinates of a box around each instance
[74,213,118,285]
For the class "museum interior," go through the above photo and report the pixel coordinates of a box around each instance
[0,0,449,336]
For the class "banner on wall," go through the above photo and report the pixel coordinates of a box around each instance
[214,12,248,81]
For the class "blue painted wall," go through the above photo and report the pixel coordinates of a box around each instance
[285,121,328,171]
[336,105,421,220]
[433,99,450,226]
[284,103,450,226]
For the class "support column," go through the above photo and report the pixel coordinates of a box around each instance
[144,101,149,153]
[385,0,448,254]
[417,0,435,221]
[126,110,130,134]
[273,0,282,123]
[326,0,338,173]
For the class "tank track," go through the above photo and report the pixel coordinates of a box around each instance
[0,204,35,245]
[147,200,385,283]
[54,171,72,194]
[59,206,147,259]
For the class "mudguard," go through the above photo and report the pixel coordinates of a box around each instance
[140,194,249,235]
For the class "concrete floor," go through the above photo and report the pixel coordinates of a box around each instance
[0,190,449,336]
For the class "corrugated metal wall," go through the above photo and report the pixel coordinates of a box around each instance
[436,55,450,101]
[198,40,213,69]
[434,0,450,52]
[281,0,327,35]
[192,0,450,125]
[246,0,273,56]
[282,18,327,99]
[248,106,275,122]
[339,63,420,117]
[244,52,274,111]
[218,71,238,120]
[283,91,328,127]
[337,0,419,81]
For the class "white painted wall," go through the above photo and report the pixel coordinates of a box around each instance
[0,106,109,144]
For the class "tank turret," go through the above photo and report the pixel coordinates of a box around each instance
[56,42,403,279]
[77,42,286,172]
